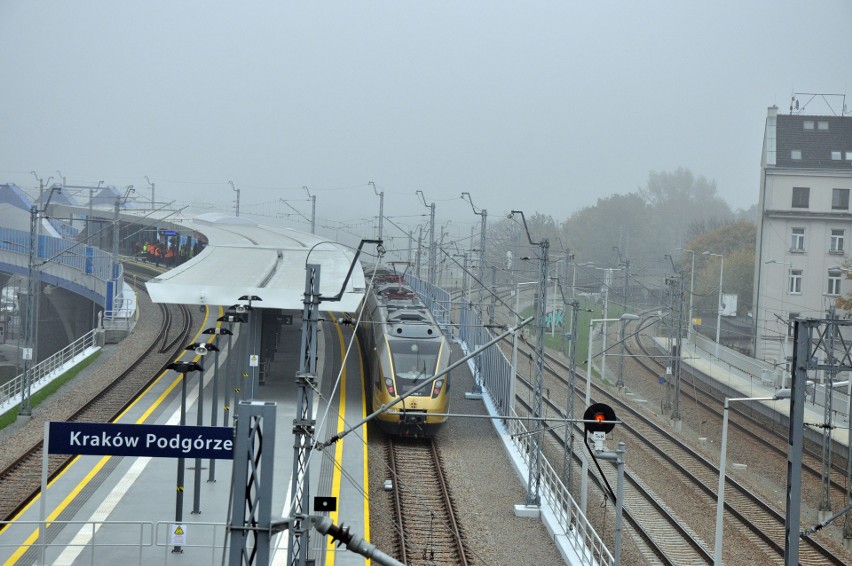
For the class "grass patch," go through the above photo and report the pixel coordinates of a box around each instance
[0,350,103,430]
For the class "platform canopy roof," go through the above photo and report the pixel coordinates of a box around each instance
[143,213,368,312]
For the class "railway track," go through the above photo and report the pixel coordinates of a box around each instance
[505,324,847,564]
[387,437,469,566]
[629,327,852,507]
[0,263,195,522]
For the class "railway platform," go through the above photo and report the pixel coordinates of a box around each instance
[669,334,849,453]
[0,306,372,565]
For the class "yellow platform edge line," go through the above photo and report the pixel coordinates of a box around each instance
[2,306,216,565]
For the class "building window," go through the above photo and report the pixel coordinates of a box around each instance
[830,229,845,253]
[818,121,829,130]
[833,151,842,160]
[791,227,805,251]
[847,152,852,160]
[828,270,842,295]
[792,186,810,208]
[832,188,850,210]
[791,150,802,160]
[788,312,799,337]
[789,270,802,294]
[804,121,814,130]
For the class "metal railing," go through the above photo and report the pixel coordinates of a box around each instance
[404,274,453,334]
[505,416,614,566]
[0,225,113,281]
[0,520,231,565]
[0,520,153,565]
[0,327,99,409]
[424,280,613,566]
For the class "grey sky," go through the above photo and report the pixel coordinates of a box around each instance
[1,1,850,245]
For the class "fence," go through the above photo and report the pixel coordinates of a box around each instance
[450,291,614,566]
[0,327,99,410]
[404,274,452,333]
[0,225,113,282]
[0,520,229,565]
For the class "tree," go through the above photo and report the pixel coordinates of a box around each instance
[683,221,756,317]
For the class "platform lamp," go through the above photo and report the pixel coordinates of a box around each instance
[234,295,262,398]
[218,313,247,424]
[166,361,203,553]
[201,327,232,482]
[183,342,218,512]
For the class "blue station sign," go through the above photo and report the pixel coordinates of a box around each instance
[48,422,234,460]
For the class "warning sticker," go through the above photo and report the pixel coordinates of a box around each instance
[170,524,187,545]
[249,354,259,367]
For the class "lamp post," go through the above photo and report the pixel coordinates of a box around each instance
[703,251,725,356]
[218,314,247,427]
[581,313,639,513]
[714,389,791,565]
[679,248,696,338]
[183,342,218,514]
[166,361,204,553]
[595,267,621,382]
[202,327,232,482]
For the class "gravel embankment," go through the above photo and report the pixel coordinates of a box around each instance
[0,290,162,472]
[369,344,566,566]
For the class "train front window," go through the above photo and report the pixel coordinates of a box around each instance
[390,341,440,394]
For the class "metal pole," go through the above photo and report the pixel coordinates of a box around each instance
[288,265,321,566]
[192,369,203,514]
[526,239,548,506]
[209,346,219,482]
[224,326,233,427]
[173,373,187,553]
[18,206,38,417]
[688,251,695,338]
[581,318,594,513]
[601,269,611,381]
[562,300,580,495]
[713,399,731,565]
[429,203,436,284]
[785,320,809,565]
[716,255,724,356]
[615,442,625,566]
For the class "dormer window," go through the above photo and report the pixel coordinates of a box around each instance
[818,121,829,130]
[791,150,802,160]
[832,151,842,160]
[804,121,814,130]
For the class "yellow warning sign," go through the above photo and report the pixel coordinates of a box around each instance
[170,523,187,545]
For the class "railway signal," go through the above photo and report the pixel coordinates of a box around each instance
[583,402,616,434]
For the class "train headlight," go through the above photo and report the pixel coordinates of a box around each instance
[385,378,395,395]
[432,379,443,397]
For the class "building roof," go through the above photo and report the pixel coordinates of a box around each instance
[0,184,34,211]
[775,114,852,170]
[144,213,368,312]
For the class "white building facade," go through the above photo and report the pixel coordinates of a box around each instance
[753,106,852,365]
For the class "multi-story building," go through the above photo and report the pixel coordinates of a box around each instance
[753,106,852,366]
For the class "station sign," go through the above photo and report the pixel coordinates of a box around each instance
[48,422,234,460]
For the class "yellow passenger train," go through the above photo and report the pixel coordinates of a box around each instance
[359,268,451,437]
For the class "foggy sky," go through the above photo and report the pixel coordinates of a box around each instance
[1,1,850,247]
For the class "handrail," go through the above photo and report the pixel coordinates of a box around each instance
[0,327,100,409]
[413,276,614,566]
